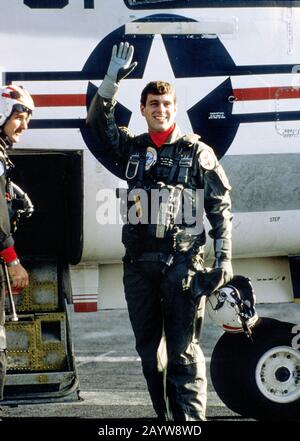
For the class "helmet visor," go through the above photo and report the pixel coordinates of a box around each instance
[13,103,33,115]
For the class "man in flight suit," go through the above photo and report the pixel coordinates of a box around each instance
[0,85,34,400]
[87,43,233,421]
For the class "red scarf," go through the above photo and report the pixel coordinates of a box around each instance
[149,124,175,148]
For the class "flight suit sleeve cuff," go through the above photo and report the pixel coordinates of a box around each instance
[0,245,18,264]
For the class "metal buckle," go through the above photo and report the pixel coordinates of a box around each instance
[179,157,193,167]
[125,154,140,179]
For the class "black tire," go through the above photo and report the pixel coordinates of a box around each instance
[210,317,300,420]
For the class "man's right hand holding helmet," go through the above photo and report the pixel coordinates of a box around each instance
[98,42,138,100]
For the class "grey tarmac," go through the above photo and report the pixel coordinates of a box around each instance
[0,302,299,422]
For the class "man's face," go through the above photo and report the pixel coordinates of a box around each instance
[3,110,30,144]
[140,93,177,132]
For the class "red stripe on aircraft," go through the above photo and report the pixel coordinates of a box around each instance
[32,94,86,107]
[233,87,300,101]
[31,87,300,108]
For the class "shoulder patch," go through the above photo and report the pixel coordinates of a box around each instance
[199,149,216,170]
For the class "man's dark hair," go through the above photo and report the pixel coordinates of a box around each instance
[140,81,176,107]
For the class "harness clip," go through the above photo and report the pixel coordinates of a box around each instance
[179,157,193,168]
[125,154,140,180]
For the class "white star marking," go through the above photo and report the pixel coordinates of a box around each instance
[116,34,227,135]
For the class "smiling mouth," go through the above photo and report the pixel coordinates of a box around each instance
[154,116,167,121]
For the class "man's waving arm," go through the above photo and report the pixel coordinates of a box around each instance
[86,42,137,162]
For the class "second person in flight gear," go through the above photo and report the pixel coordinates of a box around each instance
[0,84,34,400]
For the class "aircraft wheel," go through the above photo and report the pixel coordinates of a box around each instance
[210,317,300,420]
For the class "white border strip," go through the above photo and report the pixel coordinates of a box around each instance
[125,21,237,36]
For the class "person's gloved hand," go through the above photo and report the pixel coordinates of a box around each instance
[98,42,138,100]
[213,258,233,285]
[108,42,137,82]
[213,238,233,285]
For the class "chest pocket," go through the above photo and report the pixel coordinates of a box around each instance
[156,145,196,185]
[156,155,174,180]
[125,142,199,187]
